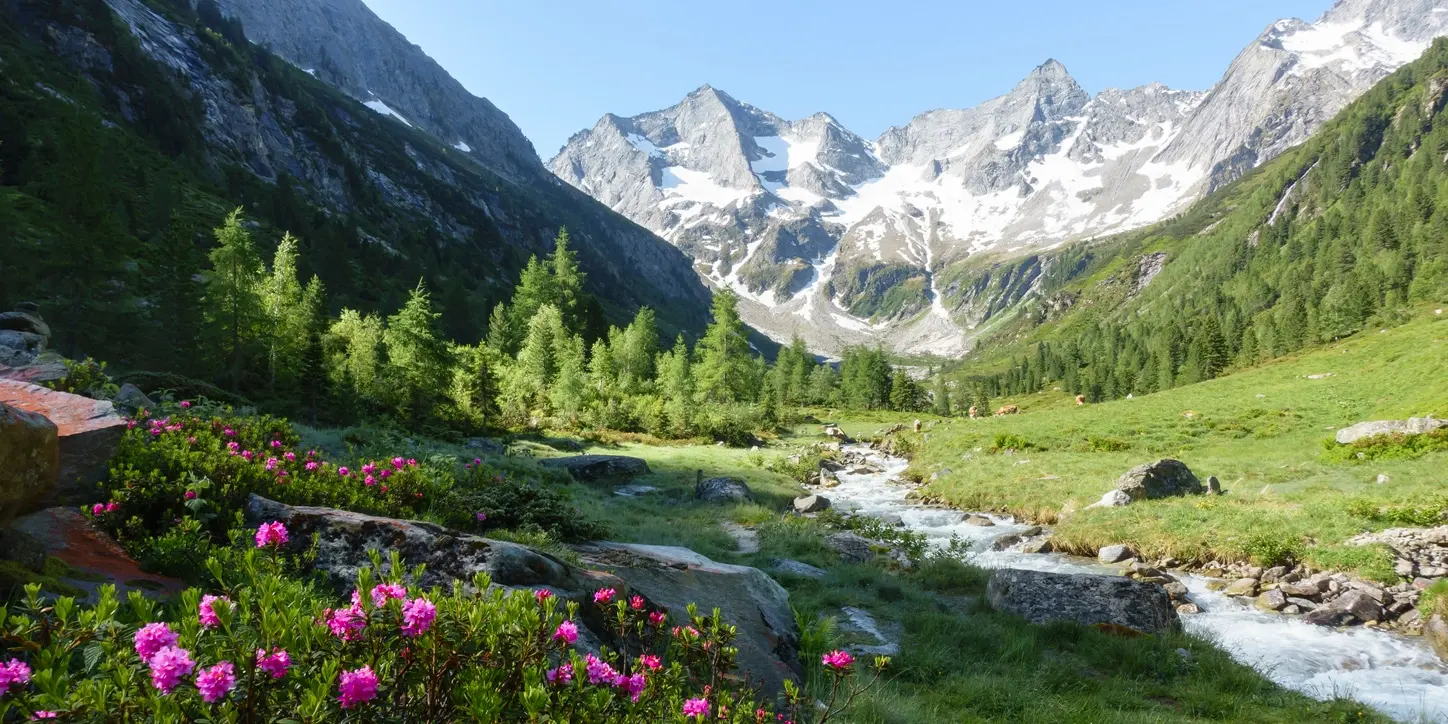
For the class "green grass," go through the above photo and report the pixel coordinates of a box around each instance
[902,311,1448,577]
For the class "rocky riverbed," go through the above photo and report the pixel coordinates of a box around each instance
[812,444,1448,723]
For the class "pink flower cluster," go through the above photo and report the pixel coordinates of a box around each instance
[545,662,573,685]
[0,658,32,696]
[821,650,854,670]
[578,654,648,701]
[148,645,195,694]
[400,597,436,638]
[89,502,120,516]
[134,622,179,660]
[146,416,184,437]
[256,648,292,679]
[683,697,709,719]
[552,620,578,644]
[370,583,407,607]
[254,521,288,548]
[337,666,379,709]
[323,604,367,642]
[195,661,236,704]
[198,595,230,629]
[593,588,616,605]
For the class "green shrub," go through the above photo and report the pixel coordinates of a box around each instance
[437,465,607,543]
[989,433,1042,454]
[1241,531,1303,567]
[1343,497,1448,526]
[1322,429,1448,463]
[1083,436,1130,453]
[44,357,119,400]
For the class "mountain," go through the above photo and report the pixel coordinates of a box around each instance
[951,35,1448,404]
[550,0,1448,358]
[0,0,712,369]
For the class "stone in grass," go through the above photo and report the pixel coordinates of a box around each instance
[772,559,828,579]
[695,477,754,503]
[538,455,650,481]
[793,494,830,513]
[987,568,1180,634]
[1097,544,1135,564]
[1115,459,1203,501]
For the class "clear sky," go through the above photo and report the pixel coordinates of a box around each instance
[359,0,1334,159]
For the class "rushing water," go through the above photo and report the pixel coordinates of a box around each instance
[826,445,1448,723]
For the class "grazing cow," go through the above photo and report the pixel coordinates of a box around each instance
[1075,394,1086,406]
[968,406,978,419]
[912,419,922,433]
[995,405,1019,416]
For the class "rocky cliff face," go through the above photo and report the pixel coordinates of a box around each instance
[551,0,1448,357]
[70,0,712,336]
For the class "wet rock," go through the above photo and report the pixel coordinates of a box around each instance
[839,606,900,657]
[1335,418,1447,445]
[1176,603,1201,615]
[823,425,853,443]
[1256,589,1288,611]
[695,477,753,503]
[818,472,841,489]
[1162,582,1189,601]
[986,569,1180,634]
[1021,538,1054,554]
[1224,578,1259,597]
[539,454,650,481]
[1097,544,1135,564]
[1283,604,1302,615]
[1303,589,1383,626]
[0,380,126,503]
[1278,580,1325,599]
[1114,459,1203,501]
[793,494,830,514]
[772,559,828,579]
[0,402,60,524]
[963,514,995,527]
[1286,597,1319,611]
[7,507,183,603]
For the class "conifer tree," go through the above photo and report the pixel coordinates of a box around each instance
[326,309,385,412]
[149,212,206,374]
[383,281,451,422]
[262,233,312,392]
[202,209,265,392]
[658,335,694,436]
[693,290,754,404]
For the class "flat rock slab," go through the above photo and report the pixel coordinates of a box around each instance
[9,508,183,602]
[0,402,59,523]
[0,379,126,501]
[987,568,1180,634]
[1336,418,1448,445]
[538,455,650,481]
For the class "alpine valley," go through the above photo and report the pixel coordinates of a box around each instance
[551,0,1448,357]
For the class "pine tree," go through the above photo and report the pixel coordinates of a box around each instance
[616,307,659,392]
[148,212,206,374]
[657,335,695,436]
[202,209,266,392]
[383,281,451,422]
[931,375,952,417]
[549,228,585,333]
[506,256,557,348]
[502,304,566,424]
[693,290,754,404]
[262,233,312,393]
[485,303,513,354]
[549,333,588,425]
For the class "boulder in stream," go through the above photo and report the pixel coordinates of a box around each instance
[1426,612,1448,661]
[1303,589,1384,626]
[986,568,1180,634]
[1096,544,1135,564]
[793,494,830,513]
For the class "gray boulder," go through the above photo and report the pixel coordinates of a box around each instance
[1427,612,1448,661]
[793,494,830,513]
[1087,489,1134,508]
[1115,459,1203,501]
[986,568,1181,634]
[1097,544,1135,564]
[1335,418,1448,445]
[773,559,828,579]
[538,455,650,481]
[1302,589,1384,626]
[464,437,506,455]
[695,477,753,503]
[112,384,156,415]
[827,531,877,563]
[575,542,801,695]
[0,402,59,525]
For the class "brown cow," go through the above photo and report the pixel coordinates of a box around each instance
[995,405,1019,416]
[1075,394,1086,406]
[967,406,979,419]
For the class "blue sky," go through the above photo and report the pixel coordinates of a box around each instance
[359,0,1333,158]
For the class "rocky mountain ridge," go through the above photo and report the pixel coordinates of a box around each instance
[550,0,1448,357]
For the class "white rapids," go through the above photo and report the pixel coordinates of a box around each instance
[826,445,1448,723]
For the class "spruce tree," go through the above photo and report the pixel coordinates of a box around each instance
[202,209,266,392]
[383,281,451,422]
[262,233,311,393]
[693,290,754,404]
[657,335,695,436]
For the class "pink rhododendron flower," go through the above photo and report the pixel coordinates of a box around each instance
[0,659,32,696]
[241,450,254,462]
[337,666,379,709]
[583,654,617,685]
[593,588,616,605]
[127,420,137,429]
[534,589,552,603]
[134,622,179,661]
[256,648,291,679]
[545,663,573,685]
[379,469,391,479]
[476,511,487,522]
[198,595,229,628]
[370,583,407,607]
[821,650,854,670]
[186,436,196,445]
[473,458,482,465]
[362,463,376,475]
[392,457,404,469]
[305,461,319,471]
[31,712,57,719]
[364,475,376,487]
[91,504,104,516]
[195,661,235,704]
[148,646,195,694]
[649,611,666,627]
[338,466,350,477]
[553,620,578,644]
[265,457,278,471]
[105,502,119,513]
[223,427,235,437]
[324,605,367,641]
[639,654,662,670]
[622,672,647,702]
[270,440,282,449]
[184,490,197,500]
[284,451,296,462]
[407,458,418,467]
[683,698,709,719]
[254,521,288,548]
[180,400,191,408]
[400,597,436,637]
[630,595,645,611]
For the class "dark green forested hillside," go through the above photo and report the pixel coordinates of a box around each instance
[947,38,1448,403]
[0,0,709,376]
